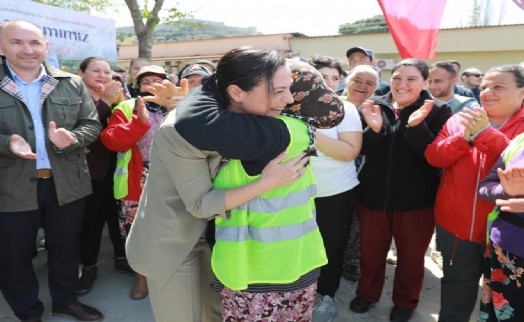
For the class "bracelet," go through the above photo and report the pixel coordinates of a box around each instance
[470,124,490,141]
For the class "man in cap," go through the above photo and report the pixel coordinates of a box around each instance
[193,59,216,73]
[346,46,390,96]
[180,64,211,89]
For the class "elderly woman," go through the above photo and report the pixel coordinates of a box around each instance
[101,65,171,300]
[425,64,524,322]
[350,59,451,322]
[341,65,380,282]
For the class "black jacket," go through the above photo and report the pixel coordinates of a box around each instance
[174,86,290,176]
[357,90,451,211]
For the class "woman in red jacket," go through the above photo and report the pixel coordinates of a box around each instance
[101,65,173,300]
[425,64,524,322]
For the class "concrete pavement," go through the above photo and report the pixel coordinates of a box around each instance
[0,231,482,322]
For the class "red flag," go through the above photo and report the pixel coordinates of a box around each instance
[378,0,447,59]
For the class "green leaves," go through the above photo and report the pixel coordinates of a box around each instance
[32,0,116,14]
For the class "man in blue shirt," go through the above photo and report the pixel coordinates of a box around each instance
[0,20,102,322]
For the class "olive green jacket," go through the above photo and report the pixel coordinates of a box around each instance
[0,60,101,212]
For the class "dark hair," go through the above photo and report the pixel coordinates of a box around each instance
[203,47,286,103]
[392,58,429,80]
[446,59,461,71]
[78,56,110,73]
[431,61,457,78]
[309,56,347,77]
[485,64,524,88]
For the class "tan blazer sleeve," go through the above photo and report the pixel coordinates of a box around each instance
[155,113,226,219]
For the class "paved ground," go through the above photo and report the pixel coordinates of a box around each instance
[0,231,482,322]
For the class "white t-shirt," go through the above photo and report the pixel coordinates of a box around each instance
[311,101,363,197]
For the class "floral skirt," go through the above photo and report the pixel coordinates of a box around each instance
[118,166,149,239]
[479,243,524,322]
[220,282,317,322]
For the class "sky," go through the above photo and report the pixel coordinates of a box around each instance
[103,0,524,36]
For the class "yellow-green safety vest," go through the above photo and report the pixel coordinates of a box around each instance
[211,116,327,291]
[112,99,136,199]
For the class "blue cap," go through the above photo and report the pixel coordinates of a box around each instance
[345,47,373,61]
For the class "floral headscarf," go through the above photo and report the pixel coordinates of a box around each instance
[282,59,345,129]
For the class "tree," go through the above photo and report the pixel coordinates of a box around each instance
[339,15,388,35]
[33,0,189,60]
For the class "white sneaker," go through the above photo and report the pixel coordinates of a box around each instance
[312,295,337,322]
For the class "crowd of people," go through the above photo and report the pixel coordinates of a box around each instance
[1,19,524,322]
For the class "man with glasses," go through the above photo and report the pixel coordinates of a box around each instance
[461,67,484,103]
[345,46,390,96]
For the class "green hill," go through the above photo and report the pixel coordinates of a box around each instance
[117,19,259,44]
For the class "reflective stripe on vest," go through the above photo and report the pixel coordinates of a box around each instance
[112,99,135,199]
[236,184,317,213]
[211,116,327,291]
[216,210,317,242]
[486,133,524,242]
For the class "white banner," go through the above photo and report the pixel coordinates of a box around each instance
[0,0,116,63]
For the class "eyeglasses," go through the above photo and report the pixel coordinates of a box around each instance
[465,73,483,78]
[348,57,369,63]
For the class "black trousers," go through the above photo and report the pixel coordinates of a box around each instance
[0,178,85,320]
[437,224,485,322]
[315,188,356,297]
[80,172,125,267]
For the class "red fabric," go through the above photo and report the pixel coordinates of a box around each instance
[425,106,524,243]
[357,203,435,308]
[100,108,151,201]
[378,0,447,59]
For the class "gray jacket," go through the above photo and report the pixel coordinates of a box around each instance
[0,60,101,211]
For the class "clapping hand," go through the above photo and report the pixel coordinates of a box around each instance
[496,166,524,212]
[100,80,124,106]
[9,134,37,159]
[136,96,149,124]
[498,166,524,197]
[361,100,383,133]
[407,100,434,127]
[459,107,488,138]
[48,121,76,149]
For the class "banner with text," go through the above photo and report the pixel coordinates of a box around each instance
[0,0,116,64]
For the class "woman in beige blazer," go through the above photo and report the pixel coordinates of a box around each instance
[125,77,308,322]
